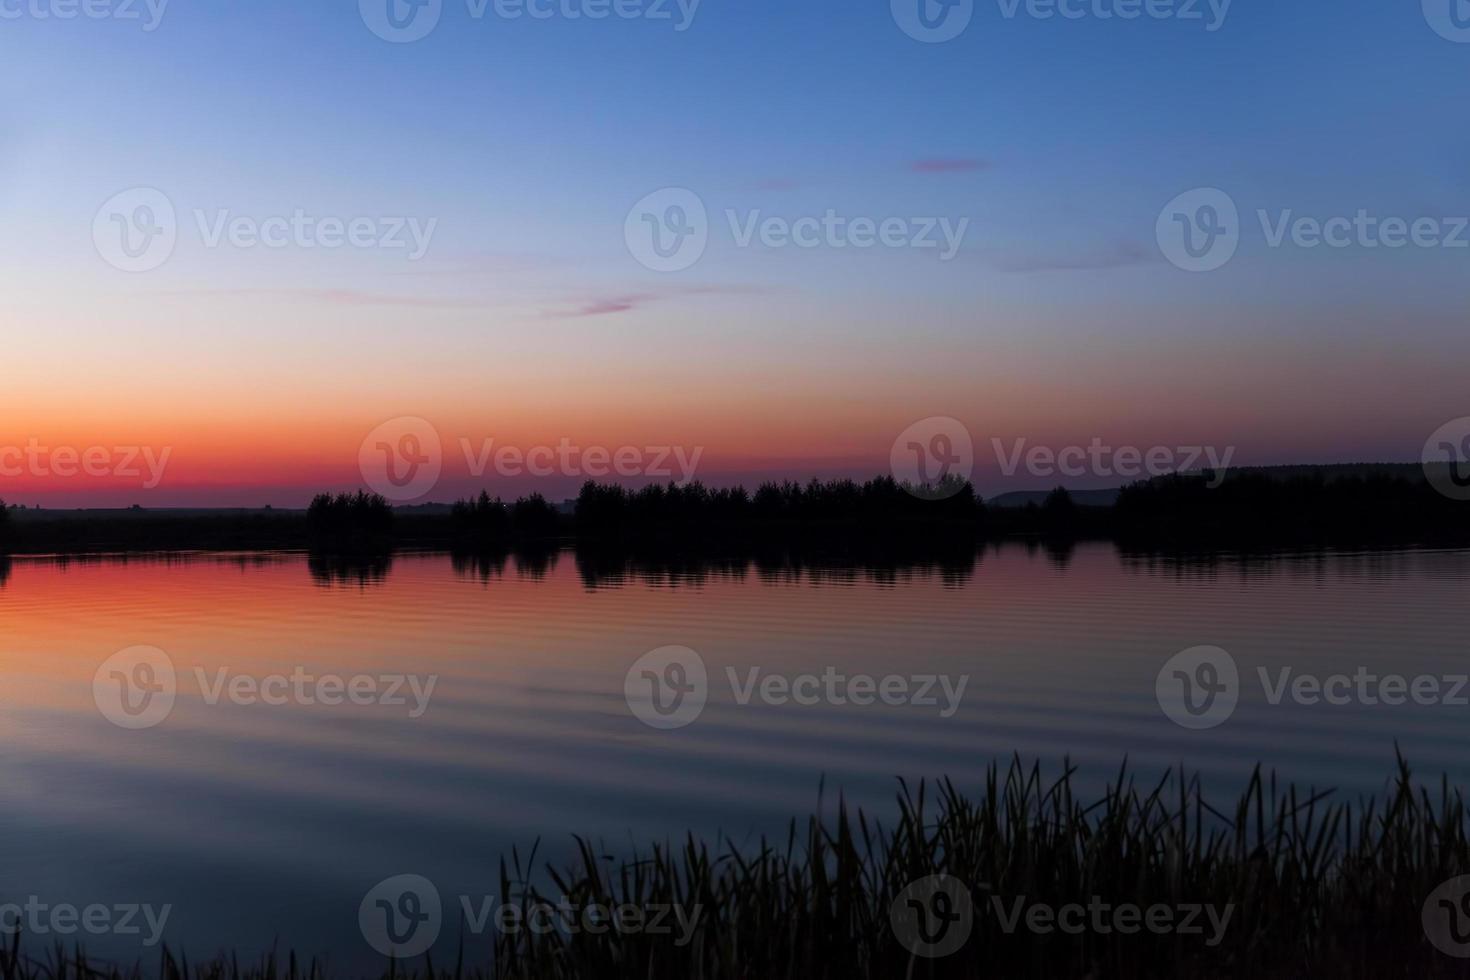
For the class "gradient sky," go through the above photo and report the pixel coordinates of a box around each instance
[2,0,1469,505]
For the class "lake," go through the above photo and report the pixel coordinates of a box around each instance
[1,543,1467,967]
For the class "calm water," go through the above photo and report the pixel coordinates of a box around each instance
[2,544,1469,966]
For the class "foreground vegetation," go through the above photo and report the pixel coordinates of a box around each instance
[487,756,1470,978]
[6,759,1470,977]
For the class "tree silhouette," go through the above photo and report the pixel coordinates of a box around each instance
[306,491,393,542]
[1114,470,1470,546]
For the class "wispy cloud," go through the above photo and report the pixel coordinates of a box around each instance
[911,158,991,174]
[549,294,659,318]
[543,283,771,319]
[992,241,1158,273]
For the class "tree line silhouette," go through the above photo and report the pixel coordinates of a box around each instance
[1114,470,1470,547]
[573,475,982,540]
[4,467,1469,556]
[450,490,560,543]
[300,471,1470,550]
[306,491,393,545]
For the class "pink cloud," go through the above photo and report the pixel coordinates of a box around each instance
[551,294,658,318]
[543,283,769,318]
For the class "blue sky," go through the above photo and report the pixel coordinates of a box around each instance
[2,0,1469,503]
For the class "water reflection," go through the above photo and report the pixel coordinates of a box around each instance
[0,551,296,583]
[3,541,1463,593]
[1019,535,1077,568]
[1,543,1469,969]
[571,541,981,589]
[450,548,508,583]
[307,552,394,588]
[1116,545,1470,581]
[449,544,561,584]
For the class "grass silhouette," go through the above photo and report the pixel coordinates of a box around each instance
[4,757,1469,978]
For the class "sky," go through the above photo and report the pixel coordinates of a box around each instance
[2,0,1469,506]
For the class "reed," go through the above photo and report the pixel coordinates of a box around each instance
[485,755,1470,978]
[5,757,1470,979]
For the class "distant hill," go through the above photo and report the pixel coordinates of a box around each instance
[988,488,1121,508]
[1201,462,1427,482]
[986,463,1433,509]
